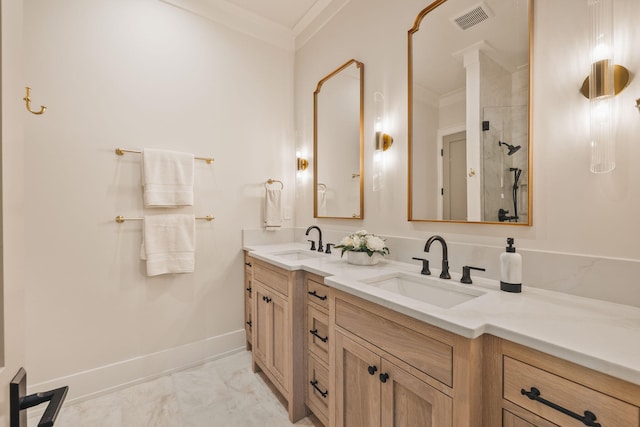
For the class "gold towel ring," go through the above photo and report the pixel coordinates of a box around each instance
[23,87,46,115]
[265,179,284,190]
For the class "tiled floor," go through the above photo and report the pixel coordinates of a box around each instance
[29,351,317,427]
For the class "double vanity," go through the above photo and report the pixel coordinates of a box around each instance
[243,239,640,427]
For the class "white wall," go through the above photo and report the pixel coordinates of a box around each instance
[295,0,640,260]
[22,0,295,397]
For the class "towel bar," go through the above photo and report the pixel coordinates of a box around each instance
[115,148,214,164]
[265,179,284,190]
[115,215,214,223]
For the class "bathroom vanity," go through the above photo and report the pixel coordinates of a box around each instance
[243,244,640,426]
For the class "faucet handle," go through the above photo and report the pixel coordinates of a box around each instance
[325,243,334,254]
[411,257,431,275]
[461,266,486,284]
[307,239,316,251]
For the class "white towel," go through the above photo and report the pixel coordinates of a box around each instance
[140,214,196,276]
[142,148,194,208]
[317,188,327,217]
[264,188,283,230]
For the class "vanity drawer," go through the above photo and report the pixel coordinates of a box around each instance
[307,304,329,363]
[503,356,640,426]
[306,353,329,425]
[335,298,453,387]
[306,277,329,310]
[253,261,288,297]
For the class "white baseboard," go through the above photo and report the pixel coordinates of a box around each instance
[28,329,246,405]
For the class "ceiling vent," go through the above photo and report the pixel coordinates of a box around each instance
[452,2,493,30]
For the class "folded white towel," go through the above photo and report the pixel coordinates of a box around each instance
[264,188,283,231]
[142,148,194,208]
[140,214,196,276]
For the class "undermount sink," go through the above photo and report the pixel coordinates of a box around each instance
[271,249,327,261]
[362,272,485,309]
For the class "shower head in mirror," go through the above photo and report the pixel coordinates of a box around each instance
[499,141,521,156]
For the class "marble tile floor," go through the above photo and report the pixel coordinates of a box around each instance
[28,351,318,427]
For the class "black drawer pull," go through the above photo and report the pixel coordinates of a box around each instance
[310,380,328,398]
[246,320,252,327]
[521,387,601,427]
[309,329,328,343]
[246,287,252,294]
[379,373,389,383]
[245,262,252,267]
[367,365,377,375]
[262,296,272,303]
[308,290,327,301]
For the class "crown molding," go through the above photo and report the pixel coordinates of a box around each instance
[159,0,295,50]
[159,0,350,52]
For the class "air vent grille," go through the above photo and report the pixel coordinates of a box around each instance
[454,5,490,30]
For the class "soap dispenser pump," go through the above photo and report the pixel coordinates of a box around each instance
[500,237,522,293]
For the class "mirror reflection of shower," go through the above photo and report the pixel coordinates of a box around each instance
[498,140,521,156]
[499,167,522,222]
[482,107,528,223]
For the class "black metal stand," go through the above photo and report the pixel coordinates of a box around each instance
[10,368,69,427]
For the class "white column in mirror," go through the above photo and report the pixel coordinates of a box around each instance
[373,91,386,191]
[588,0,615,173]
[463,50,482,221]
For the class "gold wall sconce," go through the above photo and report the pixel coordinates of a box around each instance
[297,157,309,171]
[23,86,46,115]
[375,132,394,151]
[581,0,631,173]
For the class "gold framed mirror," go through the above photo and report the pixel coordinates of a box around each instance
[408,0,533,225]
[314,59,364,219]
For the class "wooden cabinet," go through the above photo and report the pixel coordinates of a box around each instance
[243,252,253,350]
[485,336,640,427]
[333,290,481,427]
[250,259,306,423]
[335,330,452,427]
[305,273,331,426]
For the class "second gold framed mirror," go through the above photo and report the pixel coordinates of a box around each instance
[408,0,533,225]
[314,59,364,219]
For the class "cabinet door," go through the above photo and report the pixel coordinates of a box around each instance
[380,359,452,427]
[268,291,289,393]
[252,284,270,367]
[335,331,381,427]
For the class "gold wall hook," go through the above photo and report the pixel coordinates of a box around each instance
[23,87,47,115]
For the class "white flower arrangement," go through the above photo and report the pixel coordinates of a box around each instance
[334,230,390,258]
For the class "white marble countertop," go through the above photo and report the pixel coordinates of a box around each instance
[244,243,640,386]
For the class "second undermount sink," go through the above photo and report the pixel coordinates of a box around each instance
[362,272,486,309]
[271,249,327,261]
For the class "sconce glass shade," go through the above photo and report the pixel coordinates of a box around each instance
[588,0,615,173]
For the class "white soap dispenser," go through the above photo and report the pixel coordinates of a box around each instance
[500,237,522,293]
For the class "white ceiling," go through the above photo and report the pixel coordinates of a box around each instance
[224,0,323,30]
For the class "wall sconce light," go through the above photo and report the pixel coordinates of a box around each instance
[580,0,630,173]
[373,92,393,191]
[297,157,309,171]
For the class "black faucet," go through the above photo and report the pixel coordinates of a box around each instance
[305,225,323,252]
[424,235,450,279]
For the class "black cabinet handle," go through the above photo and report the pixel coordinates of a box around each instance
[310,380,328,398]
[379,373,390,383]
[246,320,252,327]
[308,290,327,301]
[245,262,252,267]
[262,296,272,303]
[246,287,252,294]
[367,365,378,375]
[521,387,601,427]
[309,329,328,343]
